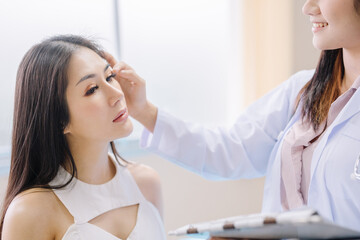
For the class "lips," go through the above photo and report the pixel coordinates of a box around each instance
[113,108,128,122]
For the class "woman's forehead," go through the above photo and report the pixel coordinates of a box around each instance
[67,47,107,83]
[70,47,105,68]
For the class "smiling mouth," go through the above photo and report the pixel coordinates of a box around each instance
[113,108,128,122]
[313,22,328,28]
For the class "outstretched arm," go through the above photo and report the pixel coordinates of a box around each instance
[104,52,313,180]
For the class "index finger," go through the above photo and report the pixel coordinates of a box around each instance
[102,51,117,67]
[102,52,130,73]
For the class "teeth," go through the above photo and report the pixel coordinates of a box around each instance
[313,22,328,28]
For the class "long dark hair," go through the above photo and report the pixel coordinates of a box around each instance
[0,35,122,236]
[298,49,344,130]
[299,0,360,130]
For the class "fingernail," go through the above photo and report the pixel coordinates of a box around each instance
[114,66,120,71]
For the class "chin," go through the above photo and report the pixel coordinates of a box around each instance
[313,38,340,51]
[115,120,134,139]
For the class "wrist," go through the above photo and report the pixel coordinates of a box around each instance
[132,102,158,133]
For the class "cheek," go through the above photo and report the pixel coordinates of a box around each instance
[69,98,108,129]
[347,15,360,38]
[337,22,360,49]
[330,3,360,39]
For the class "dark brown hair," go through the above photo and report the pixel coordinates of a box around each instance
[298,49,344,130]
[0,35,122,236]
[355,0,360,12]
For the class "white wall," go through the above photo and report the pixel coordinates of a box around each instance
[119,0,243,134]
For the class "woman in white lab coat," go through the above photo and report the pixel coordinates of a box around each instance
[105,0,360,232]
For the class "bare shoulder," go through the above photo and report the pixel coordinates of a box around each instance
[126,163,162,197]
[127,162,161,186]
[126,163,163,218]
[2,188,58,240]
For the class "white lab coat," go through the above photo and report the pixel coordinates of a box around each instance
[140,69,360,231]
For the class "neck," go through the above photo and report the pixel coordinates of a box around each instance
[65,136,115,184]
[342,47,360,92]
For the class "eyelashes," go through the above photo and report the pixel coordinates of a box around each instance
[85,86,98,96]
[85,73,117,96]
[106,73,116,82]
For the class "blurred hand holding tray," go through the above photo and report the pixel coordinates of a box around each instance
[169,207,360,239]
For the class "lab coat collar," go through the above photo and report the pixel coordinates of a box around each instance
[310,87,360,179]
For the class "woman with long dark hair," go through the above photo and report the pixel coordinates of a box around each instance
[0,35,166,239]
[105,0,360,234]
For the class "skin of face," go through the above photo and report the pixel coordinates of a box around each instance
[303,0,360,51]
[64,47,133,143]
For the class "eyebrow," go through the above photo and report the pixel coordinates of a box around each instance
[76,63,111,86]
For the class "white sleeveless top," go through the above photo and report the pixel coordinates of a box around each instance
[49,156,166,240]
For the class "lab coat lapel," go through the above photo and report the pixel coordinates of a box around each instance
[266,105,302,212]
[310,88,360,178]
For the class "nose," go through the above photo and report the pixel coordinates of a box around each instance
[107,82,125,107]
[302,0,320,16]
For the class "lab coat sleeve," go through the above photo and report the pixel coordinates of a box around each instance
[140,70,314,180]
